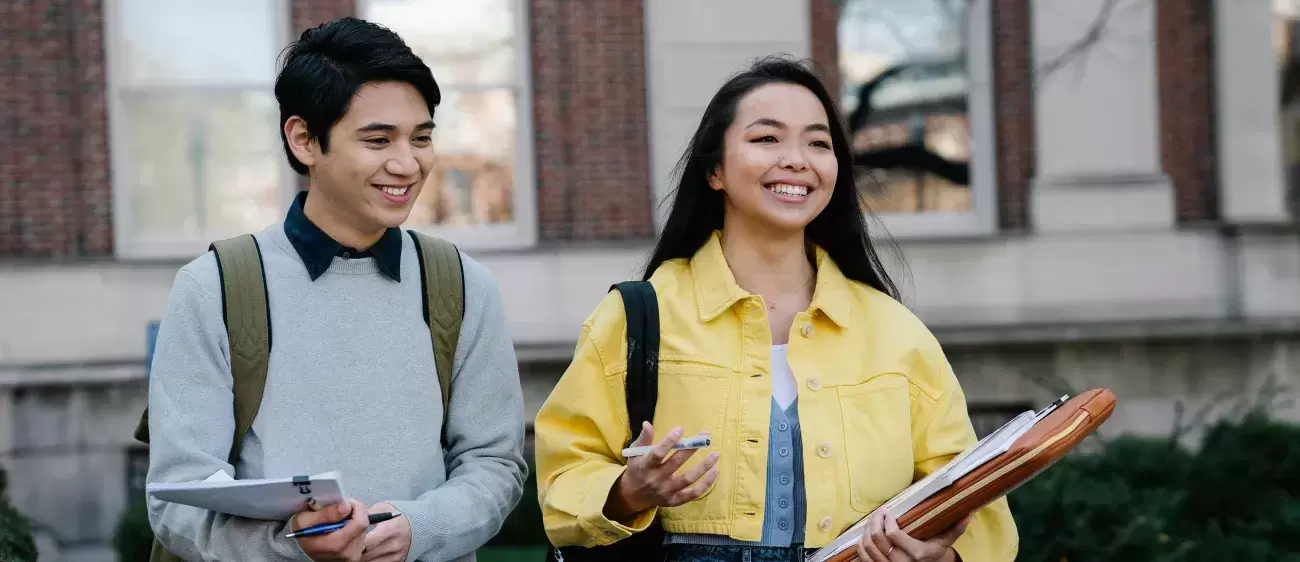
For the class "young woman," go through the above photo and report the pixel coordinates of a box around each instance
[534,57,1018,562]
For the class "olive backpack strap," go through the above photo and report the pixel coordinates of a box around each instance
[547,281,664,562]
[210,234,273,466]
[408,230,465,450]
[146,233,271,562]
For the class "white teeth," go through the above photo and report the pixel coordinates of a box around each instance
[766,183,808,197]
[381,186,409,196]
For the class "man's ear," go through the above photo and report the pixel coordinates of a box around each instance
[283,116,316,168]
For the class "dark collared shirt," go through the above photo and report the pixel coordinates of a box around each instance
[283,191,403,282]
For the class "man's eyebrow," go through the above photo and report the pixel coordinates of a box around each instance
[355,119,436,133]
[357,122,397,133]
[746,118,831,133]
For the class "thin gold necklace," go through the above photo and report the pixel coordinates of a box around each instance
[736,276,814,311]
[721,234,816,311]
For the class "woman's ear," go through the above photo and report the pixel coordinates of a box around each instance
[708,170,724,191]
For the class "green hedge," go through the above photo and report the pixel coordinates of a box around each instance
[115,498,155,562]
[0,467,38,562]
[1007,411,1300,561]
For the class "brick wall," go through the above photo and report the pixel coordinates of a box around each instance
[992,0,1035,231]
[809,0,841,100]
[1157,0,1218,223]
[291,0,355,35]
[808,0,1036,231]
[0,0,112,258]
[530,0,653,241]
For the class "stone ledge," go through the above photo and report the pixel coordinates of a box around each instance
[1030,172,1176,233]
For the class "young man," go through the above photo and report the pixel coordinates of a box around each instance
[145,17,527,562]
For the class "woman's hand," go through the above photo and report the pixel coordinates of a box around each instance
[604,422,720,520]
[856,510,969,562]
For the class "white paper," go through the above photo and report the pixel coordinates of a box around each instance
[147,471,346,521]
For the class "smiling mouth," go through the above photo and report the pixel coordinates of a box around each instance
[374,184,412,197]
[764,182,810,198]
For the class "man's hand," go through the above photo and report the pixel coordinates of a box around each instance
[294,499,370,562]
[362,502,411,562]
[856,510,968,562]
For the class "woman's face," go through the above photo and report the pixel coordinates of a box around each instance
[712,82,838,235]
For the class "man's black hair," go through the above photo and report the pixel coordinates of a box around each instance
[274,17,441,175]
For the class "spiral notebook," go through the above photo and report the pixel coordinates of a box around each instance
[146,470,347,521]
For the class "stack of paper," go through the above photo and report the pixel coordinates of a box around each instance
[807,396,1068,562]
[147,470,347,521]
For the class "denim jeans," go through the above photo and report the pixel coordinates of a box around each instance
[664,544,812,562]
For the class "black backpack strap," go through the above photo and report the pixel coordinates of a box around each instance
[548,282,662,562]
[610,281,660,446]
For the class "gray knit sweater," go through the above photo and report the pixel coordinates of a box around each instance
[145,223,528,562]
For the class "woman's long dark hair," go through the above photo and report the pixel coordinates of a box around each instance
[642,56,902,301]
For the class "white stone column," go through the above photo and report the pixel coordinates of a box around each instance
[1030,0,1174,232]
[1215,0,1290,223]
[643,0,812,231]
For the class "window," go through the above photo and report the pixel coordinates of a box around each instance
[1276,0,1300,215]
[106,0,293,259]
[360,0,537,249]
[837,0,996,236]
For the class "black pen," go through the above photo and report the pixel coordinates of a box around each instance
[284,512,402,538]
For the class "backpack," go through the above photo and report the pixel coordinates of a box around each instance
[546,280,668,562]
[132,230,465,562]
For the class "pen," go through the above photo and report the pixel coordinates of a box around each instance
[622,435,712,458]
[284,512,402,538]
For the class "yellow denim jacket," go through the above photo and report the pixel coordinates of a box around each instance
[534,232,1018,561]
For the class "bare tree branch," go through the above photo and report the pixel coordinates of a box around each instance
[1035,0,1122,84]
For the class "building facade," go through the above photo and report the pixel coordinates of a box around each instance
[2,0,1299,560]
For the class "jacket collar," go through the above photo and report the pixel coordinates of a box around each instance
[690,231,852,328]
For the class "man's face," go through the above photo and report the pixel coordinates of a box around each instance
[299,81,435,232]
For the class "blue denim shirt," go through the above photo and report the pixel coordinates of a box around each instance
[667,399,806,547]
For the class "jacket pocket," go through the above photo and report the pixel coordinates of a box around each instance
[651,362,731,521]
[837,374,915,513]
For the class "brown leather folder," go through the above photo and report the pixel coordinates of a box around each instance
[815,388,1117,562]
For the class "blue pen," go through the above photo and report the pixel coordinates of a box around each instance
[285,512,400,538]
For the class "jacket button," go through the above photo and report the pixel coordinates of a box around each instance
[801,323,814,338]
[817,442,833,458]
[819,516,833,532]
[807,377,821,391]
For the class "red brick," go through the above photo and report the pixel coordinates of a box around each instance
[291,0,356,41]
[1157,0,1218,223]
[809,0,841,100]
[530,0,653,241]
[0,0,111,258]
[992,0,1035,231]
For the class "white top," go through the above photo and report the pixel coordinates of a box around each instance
[771,344,797,409]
